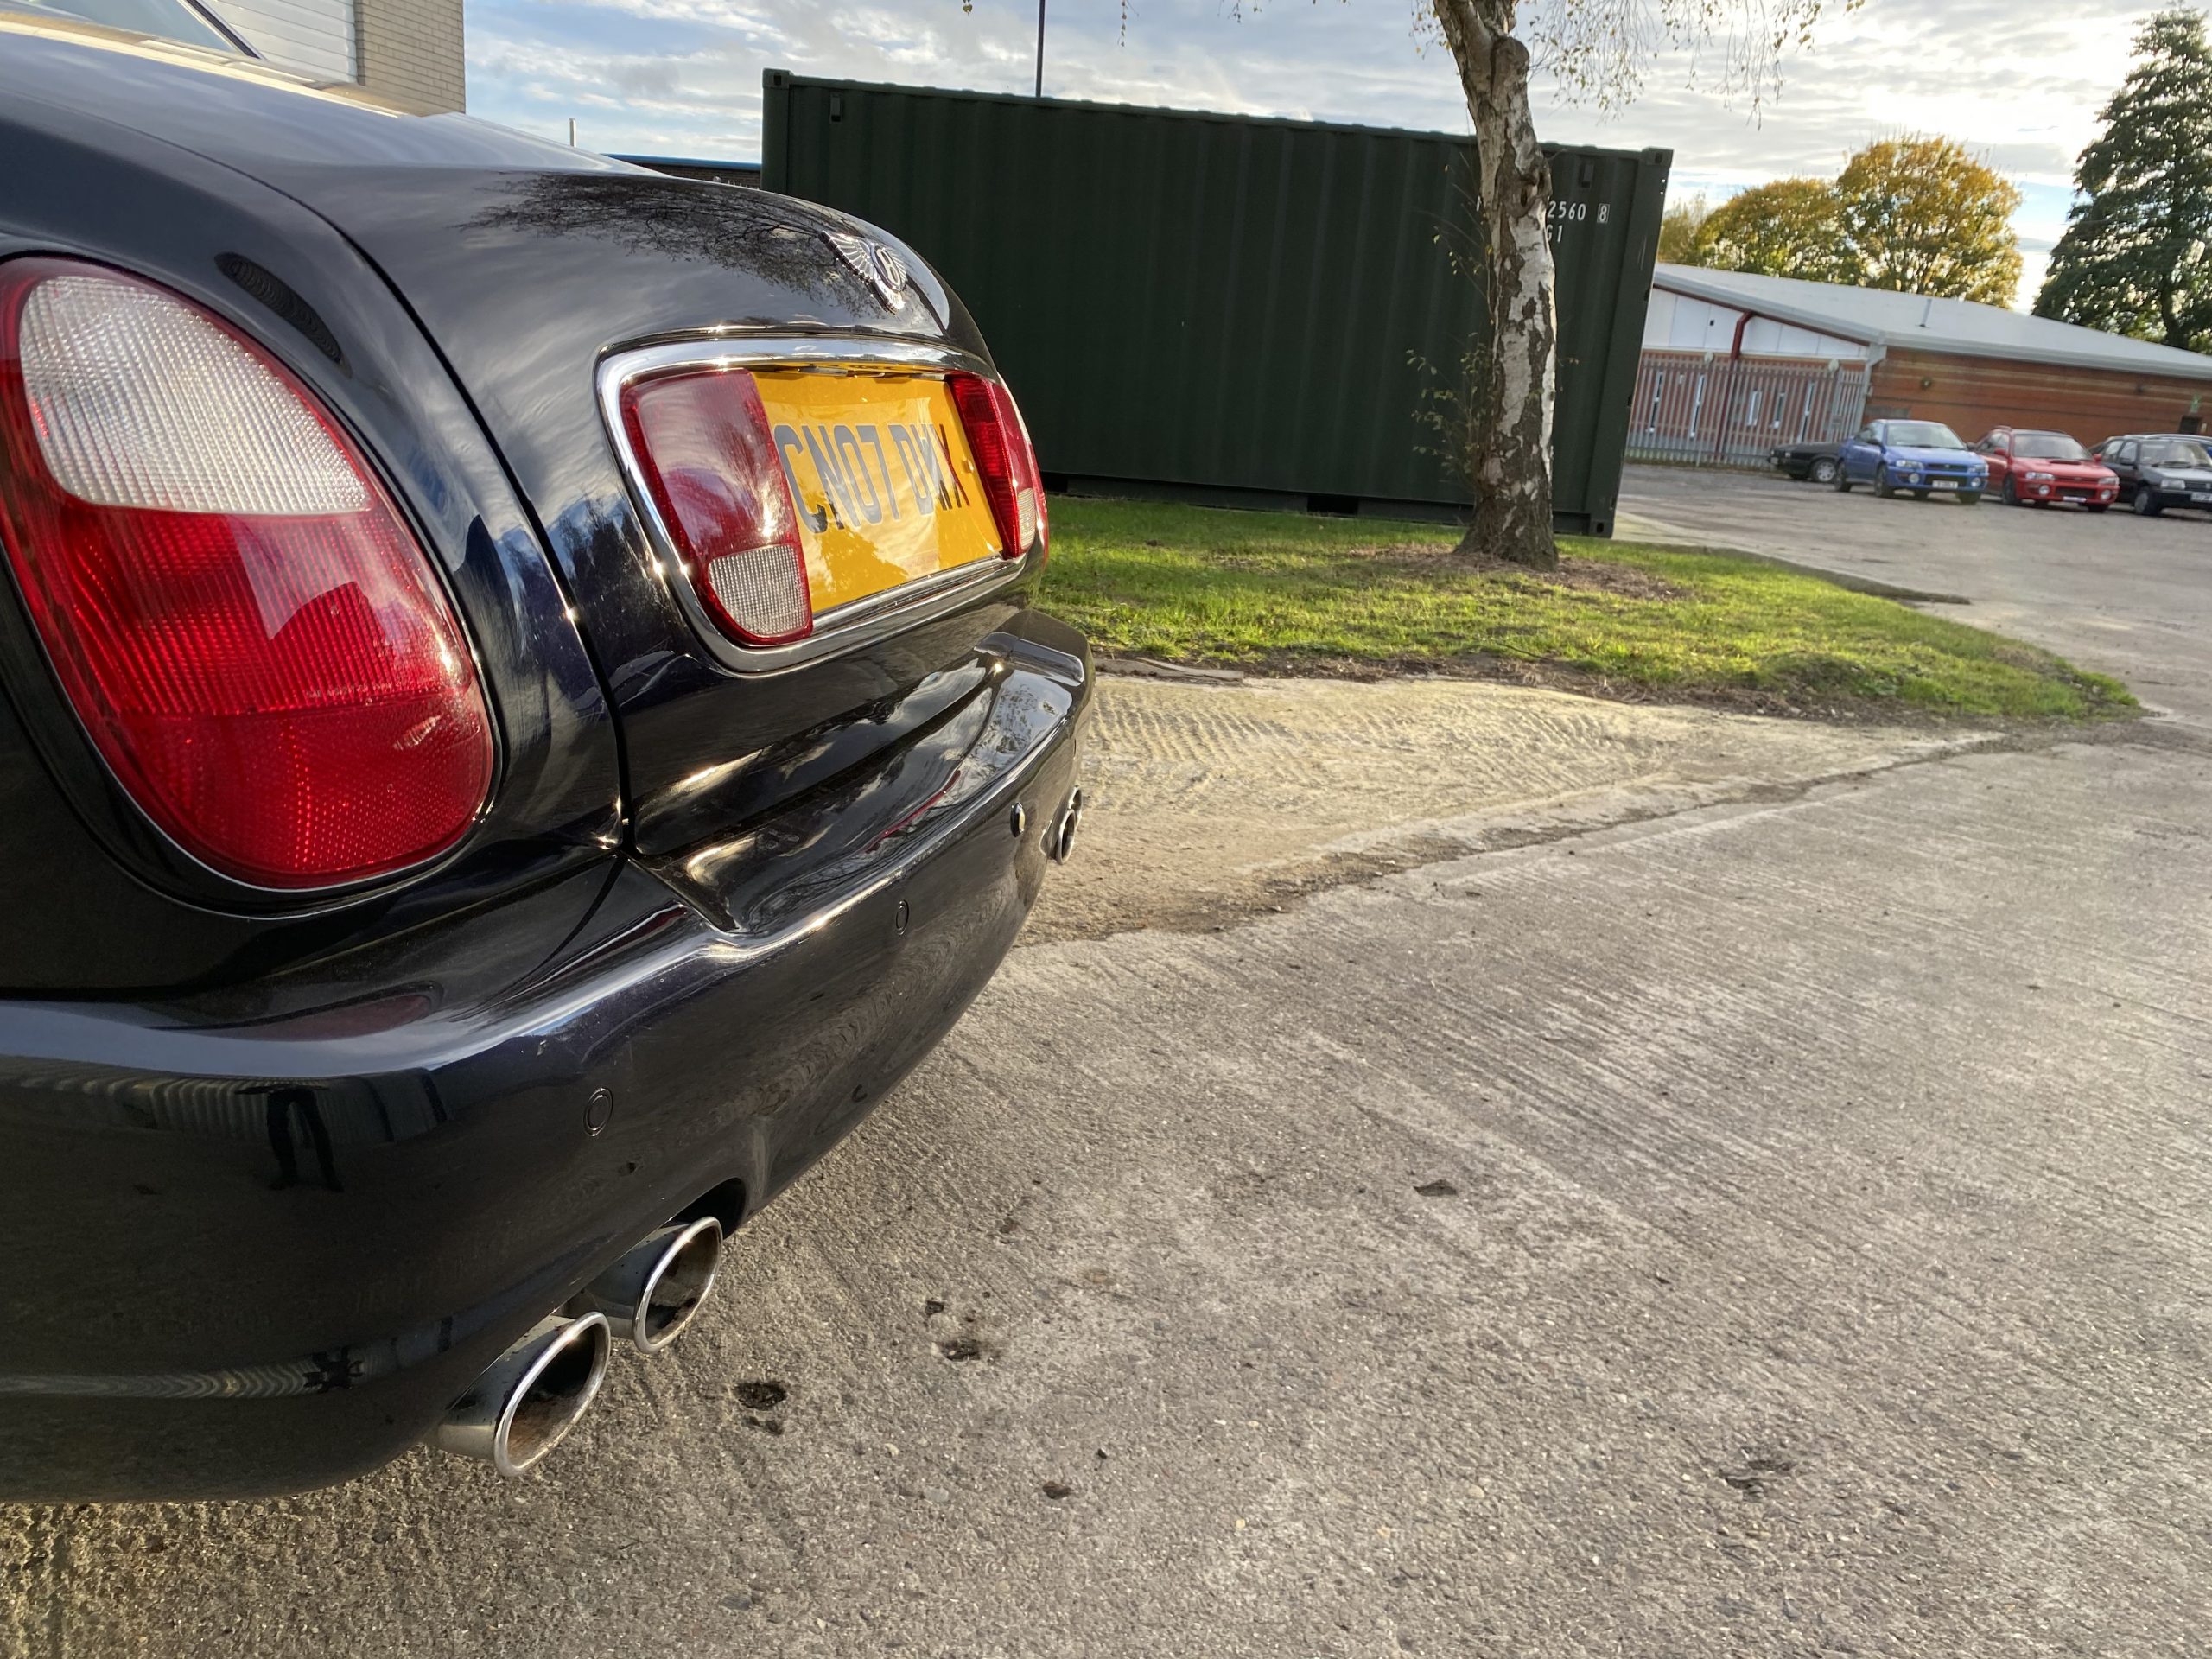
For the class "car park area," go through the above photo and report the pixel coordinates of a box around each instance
[1624,461,2212,727]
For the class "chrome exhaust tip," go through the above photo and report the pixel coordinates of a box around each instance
[433,1313,610,1478]
[1050,787,1084,863]
[569,1217,724,1355]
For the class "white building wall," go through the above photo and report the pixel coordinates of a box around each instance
[203,0,355,80]
[1642,288,1869,362]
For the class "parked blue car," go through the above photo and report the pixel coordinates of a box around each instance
[1834,420,1988,504]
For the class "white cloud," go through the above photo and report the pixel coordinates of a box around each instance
[466,0,2192,304]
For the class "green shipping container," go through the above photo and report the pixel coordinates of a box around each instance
[760,72,1669,536]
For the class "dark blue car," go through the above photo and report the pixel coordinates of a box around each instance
[1834,420,1989,505]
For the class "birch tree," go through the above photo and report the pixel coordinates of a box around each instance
[1421,2,1858,567]
[966,2,1857,567]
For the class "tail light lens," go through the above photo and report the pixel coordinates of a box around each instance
[618,367,811,645]
[0,258,493,890]
[950,372,1046,560]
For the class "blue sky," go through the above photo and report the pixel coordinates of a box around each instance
[464,0,2193,308]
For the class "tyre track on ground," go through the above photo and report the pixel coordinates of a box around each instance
[1039,671,1993,942]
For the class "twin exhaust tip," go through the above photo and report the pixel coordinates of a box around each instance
[438,778,1079,1481]
[1050,787,1084,863]
[438,773,1074,1482]
[434,1217,725,1478]
[568,1216,725,1355]
[431,1313,612,1479]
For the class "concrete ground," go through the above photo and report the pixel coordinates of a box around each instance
[6,469,2209,1657]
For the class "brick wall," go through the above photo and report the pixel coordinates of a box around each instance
[357,0,463,113]
[1866,348,2212,447]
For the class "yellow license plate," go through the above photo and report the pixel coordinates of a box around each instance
[754,372,1002,613]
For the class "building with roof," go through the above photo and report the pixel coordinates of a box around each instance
[204,0,461,112]
[1629,264,2212,468]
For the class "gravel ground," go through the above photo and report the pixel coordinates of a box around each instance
[1028,673,1980,942]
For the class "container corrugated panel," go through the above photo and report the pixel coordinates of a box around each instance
[760,73,1669,535]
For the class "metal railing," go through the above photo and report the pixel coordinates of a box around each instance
[1624,350,1871,469]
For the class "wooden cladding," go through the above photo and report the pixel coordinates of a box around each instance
[1868,347,2212,444]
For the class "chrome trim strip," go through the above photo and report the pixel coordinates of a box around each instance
[607,333,995,384]
[805,556,1013,633]
[597,334,1029,676]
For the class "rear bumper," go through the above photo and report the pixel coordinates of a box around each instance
[0,619,1089,1501]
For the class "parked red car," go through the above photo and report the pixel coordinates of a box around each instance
[1972,428,2119,511]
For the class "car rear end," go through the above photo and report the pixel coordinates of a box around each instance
[0,22,1087,1500]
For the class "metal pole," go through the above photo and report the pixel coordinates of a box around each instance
[1034,0,1045,97]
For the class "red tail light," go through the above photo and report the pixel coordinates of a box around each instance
[618,367,811,645]
[950,372,1046,560]
[0,258,493,889]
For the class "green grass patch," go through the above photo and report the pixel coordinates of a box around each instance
[1039,497,2135,721]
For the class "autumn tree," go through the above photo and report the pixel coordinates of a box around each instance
[2036,6,2212,354]
[1683,177,1852,280]
[1656,193,1709,264]
[1681,137,2022,305]
[1834,137,2022,305]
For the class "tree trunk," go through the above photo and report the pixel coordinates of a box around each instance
[1432,0,1557,569]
